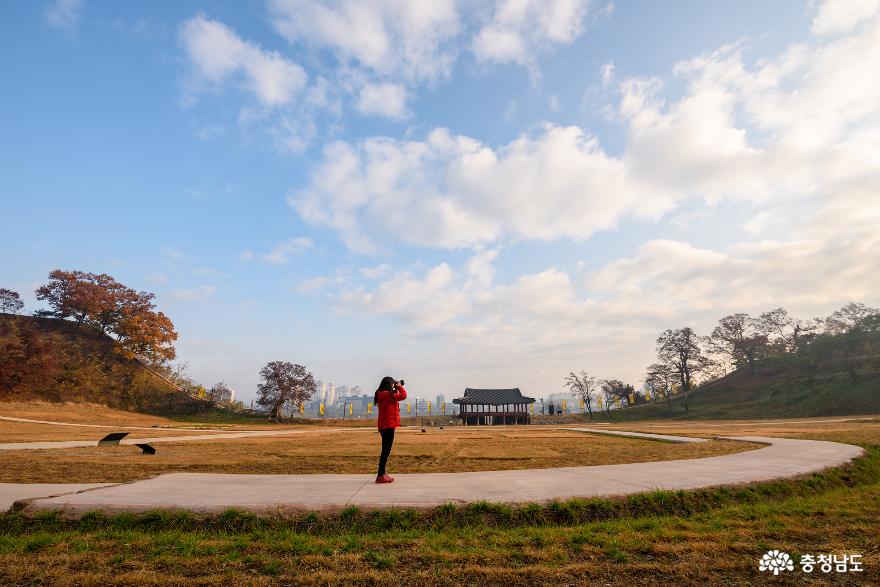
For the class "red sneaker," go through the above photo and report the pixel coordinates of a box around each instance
[375,474,394,484]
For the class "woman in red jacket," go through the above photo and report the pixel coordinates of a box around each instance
[374,376,407,483]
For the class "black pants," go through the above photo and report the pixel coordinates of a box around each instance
[377,427,395,477]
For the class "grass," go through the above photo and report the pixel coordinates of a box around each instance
[0,427,757,483]
[0,401,179,426]
[1,439,878,585]
[2,414,879,583]
[0,421,223,442]
[593,368,880,422]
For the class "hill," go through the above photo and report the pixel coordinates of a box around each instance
[0,314,210,416]
[593,364,880,422]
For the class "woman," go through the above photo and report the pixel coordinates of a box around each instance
[374,376,406,483]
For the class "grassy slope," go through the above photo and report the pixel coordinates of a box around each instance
[594,368,880,423]
[0,314,206,416]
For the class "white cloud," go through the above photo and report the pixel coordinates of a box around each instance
[268,0,460,84]
[472,0,593,69]
[811,0,880,35]
[356,82,409,119]
[324,187,880,384]
[168,286,216,302]
[261,237,314,264]
[292,9,880,254]
[45,0,82,31]
[296,276,329,294]
[292,124,668,253]
[179,15,307,107]
[360,264,392,279]
[600,61,614,88]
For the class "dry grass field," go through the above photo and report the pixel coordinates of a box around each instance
[0,401,317,442]
[0,427,757,483]
[0,420,219,442]
[1,417,878,585]
[0,402,180,426]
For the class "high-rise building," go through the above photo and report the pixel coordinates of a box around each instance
[315,380,326,402]
[436,394,445,408]
[337,385,349,398]
[351,385,362,396]
[326,383,336,406]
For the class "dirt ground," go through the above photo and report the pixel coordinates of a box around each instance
[0,426,758,483]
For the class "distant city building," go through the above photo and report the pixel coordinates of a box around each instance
[326,383,336,405]
[351,385,362,396]
[436,394,445,408]
[337,385,349,398]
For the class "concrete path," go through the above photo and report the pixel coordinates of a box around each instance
[0,415,181,430]
[13,433,864,515]
[0,483,114,511]
[568,427,708,443]
[0,426,370,451]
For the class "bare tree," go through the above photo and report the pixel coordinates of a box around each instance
[256,361,316,419]
[0,289,24,315]
[758,307,819,352]
[564,371,598,420]
[824,302,880,334]
[656,327,709,391]
[600,379,631,421]
[709,313,768,376]
[645,363,675,416]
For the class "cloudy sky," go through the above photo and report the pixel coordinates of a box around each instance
[2,0,879,403]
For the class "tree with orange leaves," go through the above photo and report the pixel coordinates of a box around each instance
[35,269,177,364]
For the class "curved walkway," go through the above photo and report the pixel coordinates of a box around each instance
[0,426,371,451]
[8,430,864,515]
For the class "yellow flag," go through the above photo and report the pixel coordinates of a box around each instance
[562,399,567,410]
[597,396,603,408]
[349,403,353,415]
[579,398,585,410]
[428,402,431,413]
[407,402,411,414]
[319,402,324,415]
[645,390,652,401]
[629,393,635,404]
[299,403,304,415]
[367,403,373,414]
[442,402,446,414]
[529,403,534,413]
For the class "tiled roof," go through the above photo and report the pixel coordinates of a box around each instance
[452,388,535,405]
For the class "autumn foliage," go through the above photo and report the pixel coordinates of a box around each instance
[35,269,177,363]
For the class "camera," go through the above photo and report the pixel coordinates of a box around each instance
[397,379,405,387]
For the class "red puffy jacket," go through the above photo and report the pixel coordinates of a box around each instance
[376,385,407,429]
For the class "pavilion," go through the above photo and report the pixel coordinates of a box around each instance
[452,388,536,425]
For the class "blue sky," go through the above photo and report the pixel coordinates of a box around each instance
[2,0,879,403]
